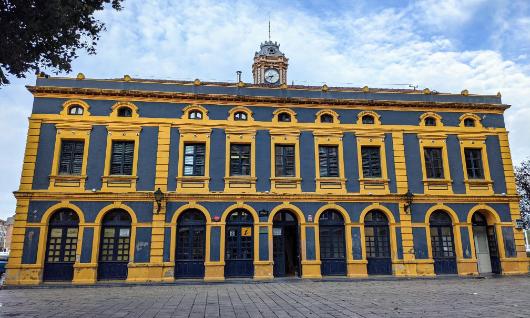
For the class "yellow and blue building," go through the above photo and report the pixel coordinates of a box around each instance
[6,41,529,285]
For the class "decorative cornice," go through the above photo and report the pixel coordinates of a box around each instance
[26,86,510,112]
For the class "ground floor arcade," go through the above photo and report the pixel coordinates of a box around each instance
[5,199,528,285]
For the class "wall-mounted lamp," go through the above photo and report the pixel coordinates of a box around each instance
[259,209,269,217]
[404,189,414,214]
[153,188,164,214]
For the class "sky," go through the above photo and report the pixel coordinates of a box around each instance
[1,0,530,219]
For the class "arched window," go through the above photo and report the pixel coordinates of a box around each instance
[225,209,254,277]
[320,114,334,123]
[319,210,346,276]
[424,117,436,126]
[278,112,291,122]
[117,107,133,117]
[234,111,248,121]
[362,115,375,124]
[175,209,206,278]
[189,110,203,119]
[98,209,132,280]
[364,210,392,275]
[68,105,84,115]
[429,210,457,274]
[464,118,475,127]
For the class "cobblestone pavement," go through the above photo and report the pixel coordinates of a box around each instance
[1,276,530,317]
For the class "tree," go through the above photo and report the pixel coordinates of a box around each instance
[515,159,530,229]
[0,0,124,85]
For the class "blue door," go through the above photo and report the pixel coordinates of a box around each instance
[175,209,206,278]
[97,210,131,280]
[273,211,300,277]
[225,210,254,278]
[319,210,346,276]
[43,209,80,281]
[365,210,392,275]
[430,211,457,275]
[472,212,502,274]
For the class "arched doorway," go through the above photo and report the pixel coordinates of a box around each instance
[272,210,300,277]
[97,209,132,280]
[429,211,457,274]
[472,212,501,274]
[175,209,206,278]
[319,210,346,276]
[364,210,392,275]
[43,209,80,281]
[225,209,254,278]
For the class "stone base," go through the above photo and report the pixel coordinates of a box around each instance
[254,261,273,280]
[204,262,225,281]
[73,263,97,284]
[457,259,479,276]
[347,260,368,278]
[4,265,43,285]
[301,260,322,279]
[501,258,530,275]
[393,261,418,277]
[127,263,167,282]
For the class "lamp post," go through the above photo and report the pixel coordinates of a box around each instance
[154,188,164,214]
[404,189,414,214]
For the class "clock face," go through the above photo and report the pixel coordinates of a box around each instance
[264,69,280,84]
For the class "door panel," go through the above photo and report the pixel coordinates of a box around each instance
[175,226,205,278]
[365,225,392,275]
[430,225,457,274]
[98,226,130,280]
[225,226,254,278]
[319,226,346,276]
[487,226,501,274]
[273,225,300,277]
[473,226,492,274]
[43,226,78,281]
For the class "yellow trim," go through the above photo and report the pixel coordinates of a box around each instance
[227,106,254,122]
[181,104,209,120]
[357,110,381,125]
[269,129,301,193]
[458,134,494,195]
[418,133,453,195]
[224,129,257,193]
[459,113,483,128]
[101,124,142,192]
[48,123,92,191]
[60,99,91,117]
[419,112,443,127]
[272,108,297,123]
[314,131,346,194]
[110,101,139,118]
[315,109,340,124]
[356,131,389,194]
[176,127,212,193]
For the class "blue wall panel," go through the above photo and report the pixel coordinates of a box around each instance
[447,135,466,194]
[412,227,428,259]
[259,226,269,261]
[163,227,171,262]
[80,227,94,263]
[300,131,316,192]
[305,227,316,260]
[134,227,152,263]
[293,202,325,218]
[351,227,362,260]
[395,227,404,259]
[124,202,154,223]
[486,135,507,194]
[210,226,221,262]
[27,201,59,222]
[460,227,473,258]
[403,133,423,194]
[32,124,56,190]
[385,133,398,193]
[255,130,271,192]
[136,126,158,191]
[343,132,360,192]
[85,125,107,190]
[502,227,517,257]
[209,128,226,191]
[21,228,40,264]
[164,202,187,223]
[70,201,110,222]
[166,127,179,191]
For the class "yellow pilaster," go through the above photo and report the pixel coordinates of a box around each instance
[19,118,42,191]
[498,131,517,195]
[392,131,409,194]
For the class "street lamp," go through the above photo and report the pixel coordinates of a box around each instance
[404,189,414,214]
[154,188,164,213]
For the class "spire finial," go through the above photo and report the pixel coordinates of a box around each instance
[268,18,271,41]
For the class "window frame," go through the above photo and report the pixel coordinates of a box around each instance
[356,132,389,194]
[418,133,452,194]
[229,143,252,176]
[458,135,493,194]
[314,131,346,193]
[110,102,139,118]
[58,140,85,175]
[182,143,206,177]
[177,127,211,193]
[464,148,485,179]
[361,146,382,178]
[224,129,256,193]
[273,108,297,123]
[423,147,445,179]
[109,140,136,176]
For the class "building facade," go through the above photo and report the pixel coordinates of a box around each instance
[6,41,529,285]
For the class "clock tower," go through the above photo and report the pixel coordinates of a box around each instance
[252,41,288,85]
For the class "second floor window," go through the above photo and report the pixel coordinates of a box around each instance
[424,147,444,178]
[319,145,339,177]
[230,144,251,176]
[59,140,84,175]
[275,145,295,177]
[183,143,205,176]
[110,141,134,175]
[464,148,484,179]
[361,146,382,178]
[68,105,84,115]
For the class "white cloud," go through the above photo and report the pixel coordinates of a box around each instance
[1,0,530,219]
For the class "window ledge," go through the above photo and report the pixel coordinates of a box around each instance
[464,179,493,193]
[177,176,210,181]
[224,176,257,191]
[423,178,453,192]
[49,175,87,189]
[101,175,137,191]
[270,177,302,191]
[270,177,302,181]
[359,178,389,193]
[315,177,346,192]
[176,176,210,191]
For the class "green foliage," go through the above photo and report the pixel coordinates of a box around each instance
[515,158,530,228]
[0,0,124,85]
